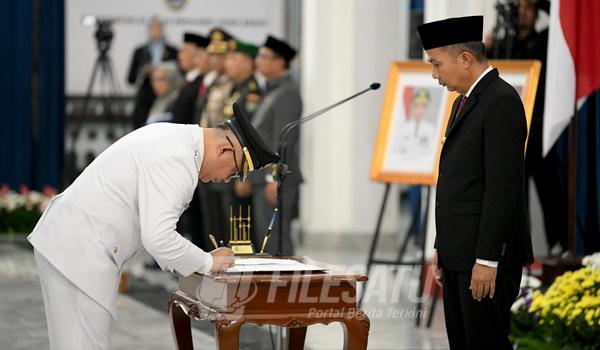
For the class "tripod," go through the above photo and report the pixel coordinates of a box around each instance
[65,47,123,184]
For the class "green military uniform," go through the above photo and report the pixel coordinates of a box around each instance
[223,39,263,120]
[200,75,234,127]
[223,76,262,120]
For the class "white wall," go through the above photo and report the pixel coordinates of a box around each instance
[66,0,284,95]
[300,0,410,236]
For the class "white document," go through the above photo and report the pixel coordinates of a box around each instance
[226,258,327,273]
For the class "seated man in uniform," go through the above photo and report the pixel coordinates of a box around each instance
[28,104,278,350]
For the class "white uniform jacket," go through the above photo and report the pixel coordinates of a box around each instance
[28,123,213,318]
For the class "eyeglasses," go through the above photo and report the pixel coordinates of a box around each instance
[225,135,241,179]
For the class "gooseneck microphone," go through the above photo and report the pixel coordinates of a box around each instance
[279,82,381,145]
[273,82,381,256]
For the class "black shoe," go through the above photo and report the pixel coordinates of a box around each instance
[144,261,161,270]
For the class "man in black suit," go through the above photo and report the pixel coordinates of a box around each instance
[169,33,210,125]
[127,17,178,129]
[418,16,533,349]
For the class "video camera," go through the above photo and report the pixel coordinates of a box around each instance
[81,15,114,54]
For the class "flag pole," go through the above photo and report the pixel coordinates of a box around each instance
[566,104,578,259]
[541,102,581,286]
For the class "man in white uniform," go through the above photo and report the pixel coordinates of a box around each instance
[28,103,279,349]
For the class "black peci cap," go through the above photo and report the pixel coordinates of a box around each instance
[263,35,297,63]
[183,32,210,48]
[223,103,279,181]
[417,16,484,50]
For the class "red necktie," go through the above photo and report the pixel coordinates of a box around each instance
[198,82,207,98]
[455,95,468,118]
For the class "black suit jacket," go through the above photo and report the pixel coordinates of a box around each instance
[435,68,534,272]
[170,75,203,125]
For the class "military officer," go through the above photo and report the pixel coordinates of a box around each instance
[222,39,264,238]
[223,39,263,120]
[199,28,235,128]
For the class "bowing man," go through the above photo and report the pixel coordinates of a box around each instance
[28,103,279,350]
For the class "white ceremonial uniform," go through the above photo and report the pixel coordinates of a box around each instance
[28,123,213,349]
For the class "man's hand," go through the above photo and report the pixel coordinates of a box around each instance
[265,182,278,205]
[235,180,253,198]
[470,263,497,301]
[209,247,235,272]
[431,250,443,288]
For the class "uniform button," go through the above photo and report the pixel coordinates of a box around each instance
[441,137,446,145]
[113,246,118,253]
[435,202,440,208]
[438,173,442,179]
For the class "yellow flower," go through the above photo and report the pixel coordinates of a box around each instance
[585,310,595,326]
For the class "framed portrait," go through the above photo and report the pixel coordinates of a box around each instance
[370,61,451,185]
[370,60,541,185]
[488,59,541,138]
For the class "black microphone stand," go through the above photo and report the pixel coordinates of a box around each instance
[273,83,381,256]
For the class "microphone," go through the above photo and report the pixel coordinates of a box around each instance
[272,82,381,256]
[278,82,381,145]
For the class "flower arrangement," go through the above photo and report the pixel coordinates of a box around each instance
[0,185,56,234]
[511,253,600,349]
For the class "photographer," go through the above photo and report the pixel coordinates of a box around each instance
[486,0,567,256]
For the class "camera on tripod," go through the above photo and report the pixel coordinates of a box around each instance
[491,0,520,58]
[82,15,114,54]
[494,0,519,40]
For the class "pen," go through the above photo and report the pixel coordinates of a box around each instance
[260,208,278,254]
[209,234,219,249]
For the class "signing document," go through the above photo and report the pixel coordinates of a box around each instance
[226,258,327,273]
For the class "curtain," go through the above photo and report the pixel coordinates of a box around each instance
[0,0,64,191]
[0,1,34,190]
[36,0,65,190]
[576,91,600,254]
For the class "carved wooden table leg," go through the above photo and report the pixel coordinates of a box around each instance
[288,326,308,350]
[214,319,244,350]
[341,310,370,350]
[169,298,194,350]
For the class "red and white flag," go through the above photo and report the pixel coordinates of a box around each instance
[543,0,600,155]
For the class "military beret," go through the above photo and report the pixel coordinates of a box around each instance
[228,39,259,58]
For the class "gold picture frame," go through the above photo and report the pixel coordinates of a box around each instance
[369,59,541,185]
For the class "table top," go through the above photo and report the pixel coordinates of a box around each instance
[194,256,368,283]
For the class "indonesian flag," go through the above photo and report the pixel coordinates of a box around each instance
[543,0,600,156]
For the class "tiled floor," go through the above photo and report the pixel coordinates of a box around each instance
[0,232,449,350]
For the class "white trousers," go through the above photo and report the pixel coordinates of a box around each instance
[35,249,112,350]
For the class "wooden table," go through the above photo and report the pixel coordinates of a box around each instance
[169,257,369,349]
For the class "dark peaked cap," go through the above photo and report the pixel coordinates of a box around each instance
[223,103,280,181]
[417,15,483,50]
[183,32,210,48]
[264,35,297,62]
